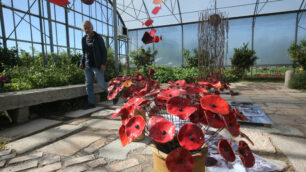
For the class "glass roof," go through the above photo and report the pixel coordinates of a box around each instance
[113,0,303,29]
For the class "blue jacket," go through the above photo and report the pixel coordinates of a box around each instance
[81,32,107,68]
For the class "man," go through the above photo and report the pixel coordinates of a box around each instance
[80,20,118,109]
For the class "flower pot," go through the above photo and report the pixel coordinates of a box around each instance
[133,109,147,141]
[150,144,208,172]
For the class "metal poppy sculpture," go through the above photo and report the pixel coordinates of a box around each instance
[108,71,256,171]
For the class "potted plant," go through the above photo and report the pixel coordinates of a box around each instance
[107,70,255,172]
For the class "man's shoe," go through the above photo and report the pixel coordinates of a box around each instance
[82,103,96,110]
[112,96,119,105]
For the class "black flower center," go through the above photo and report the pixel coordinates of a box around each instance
[163,100,167,102]
[178,159,184,164]
[128,114,132,118]
[211,104,217,108]
[189,136,195,141]
[176,83,179,86]
[239,149,244,154]
[224,147,229,151]
[179,108,183,112]
[169,94,172,97]
[135,124,139,129]
[162,130,167,135]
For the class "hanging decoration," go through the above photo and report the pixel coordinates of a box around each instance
[152,6,162,15]
[142,19,154,27]
[81,0,95,5]
[48,0,70,6]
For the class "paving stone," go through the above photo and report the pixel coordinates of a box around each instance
[7,124,83,154]
[8,152,43,165]
[40,155,61,165]
[110,159,139,172]
[270,135,306,172]
[241,124,304,137]
[64,107,103,118]
[0,153,16,161]
[64,154,95,167]
[68,118,90,125]
[0,160,6,168]
[264,158,288,172]
[0,160,38,172]
[0,119,61,140]
[84,139,105,154]
[141,147,152,155]
[87,158,107,168]
[91,109,115,117]
[58,164,89,172]
[0,149,11,156]
[38,131,101,156]
[28,162,61,172]
[99,137,151,160]
[83,119,121,130]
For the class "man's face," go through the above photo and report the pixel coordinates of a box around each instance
[83,23,93,35]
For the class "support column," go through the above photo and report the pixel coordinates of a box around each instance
[47,1,54,53]
[0,1,7,48]
[65,6,70,56]
[38,0,46,66]
[113,0,119,74]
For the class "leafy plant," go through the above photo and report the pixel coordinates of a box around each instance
[288,40,306,70]
[289,71,306,90]
[129,47,157,70]
[0,46,20,73]
[231,43,258,78]
[183,48,198,68]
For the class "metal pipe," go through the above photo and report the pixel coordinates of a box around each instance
[38,0,46,66]
[0,1,7,48]
[47,1,54,53]
[113,0,119,74]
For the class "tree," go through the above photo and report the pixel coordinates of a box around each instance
[129,47,157,70]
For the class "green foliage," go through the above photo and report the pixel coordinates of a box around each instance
[0,47,20,73]
[289,71,306,90]
[183,48,198,68]
[129,47,157,69]
[288,40,306,70]
[105,48,118,81]
[231,43,258,78]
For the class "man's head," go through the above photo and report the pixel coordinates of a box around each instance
[82,20,94,36]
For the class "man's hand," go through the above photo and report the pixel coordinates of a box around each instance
[79,64,84,69]
[100,65,106,71]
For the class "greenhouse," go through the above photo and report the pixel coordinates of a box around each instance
[0,0,305,172]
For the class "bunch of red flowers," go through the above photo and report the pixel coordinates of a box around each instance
[108,70,255,172]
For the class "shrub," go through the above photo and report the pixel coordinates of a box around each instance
[129,47,157,70]
[289,71,306,90]
[0,47,20,73]
[288,40,306,70]
[231,43,257,78]
[182,48,198,68]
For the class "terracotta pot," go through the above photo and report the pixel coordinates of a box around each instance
[133,109,147,142]
[150,144,208,172]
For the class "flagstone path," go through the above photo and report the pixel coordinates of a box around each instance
[0,82,305,172]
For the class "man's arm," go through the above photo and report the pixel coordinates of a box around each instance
[80,36,86,69]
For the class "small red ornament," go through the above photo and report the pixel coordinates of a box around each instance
[82,0,94,5]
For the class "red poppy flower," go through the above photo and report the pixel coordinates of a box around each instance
[167,96,197,120]
[152,36,162,43]
[107,84,115,92]
[148,116,175,143]
[240,132,254,146]
[204,110,225,128]
[186,87,208,96]
[238,141,255,168]
[188,104,208,125]
[142,19,153,27]
[178,123,205,150]
[197,81,212,88]
[82,0,94,5]
[233,107,248,121]
[143,89,160,98]
[110,106,132,119]
[121,111,132,126]
[218,138,235,162]
[200,95,230,115]
[211,81,222,89]
[48,0,70,6]
[158,88,181,98]
[148,105,166,117]
[152,6,162,15]
[222,112,240,137]
[166,148,194,172]
[125,116,146,140]
[170,80,187,88]
[108,86,120,100]
[119,125,132,147]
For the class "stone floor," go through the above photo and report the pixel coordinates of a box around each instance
[0,82,305,172]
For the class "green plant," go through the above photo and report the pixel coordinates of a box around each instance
[289,71,306,90]
[288,40,306,70]
[129,47,157,70]
[0,46,20,73]
[183,48,198,68]
[231,43,257,78]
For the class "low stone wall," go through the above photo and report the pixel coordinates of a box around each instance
[0,84,104,123]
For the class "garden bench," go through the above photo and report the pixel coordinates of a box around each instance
[0,84,104,123]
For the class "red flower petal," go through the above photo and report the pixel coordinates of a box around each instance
[218,138,235,162]
[186,87,208,96]
[238,141,255,168]
[110,106,131,119]
[200,95,230,115]
[119,125,132,147]
[125,116,146,140]
[233,107,248,121]
[107,84,115,92]
[152,6,162,15]
[48,0,70,6]
[177,123,205,150]
[143,19,153,27]
[240,132,254,146]
[204,110,225,128]
[167,96,197,120]
[222,112,240,137]
[166,148,194,172]
[189,104,208,125]
[149,68,155,75]
[170,80,187,88]
[148,116,175,143]
[158,88,181,99]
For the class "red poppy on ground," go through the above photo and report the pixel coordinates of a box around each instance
[222,112,240,137]
[143,89,160,98]
[158,88,181,99]
[214,90,220,95]
[218,138,235,162]
[167,96,197,120]
[149,29,157,37]
[110,105,133,120]
[142,19,154,27]
[148,105,166,117]
[186,87,208,96]
[177,123,205,150]
[188,104,208,125]
[170,80,187,88]
[48,0,70,6]
[166,147,194,172]
[153,0,163,5]
[152,6,162,15]
[211,81,222,89]
[233,107,248,121]
[82,0,94,5]
[107,84,115,92]
[204,110,225,128]
[108,86,120,100]
[238,141,255,168]
[197,81,212,88]
[200,95,230,115]
[148,116,175,143]
[142,31,153,44]
[119,125,132,147]
[125,116,146,140]
[240,132,254,146]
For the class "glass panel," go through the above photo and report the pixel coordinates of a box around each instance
[3,8,15,39]
[31,16,41,42]
[55,5,65,23]
[297,12,306,42]
[128,30,138,52]
[15,12,32,41]
[254,13,296,65]
[56,23,67,46]
[183,23,198,52]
